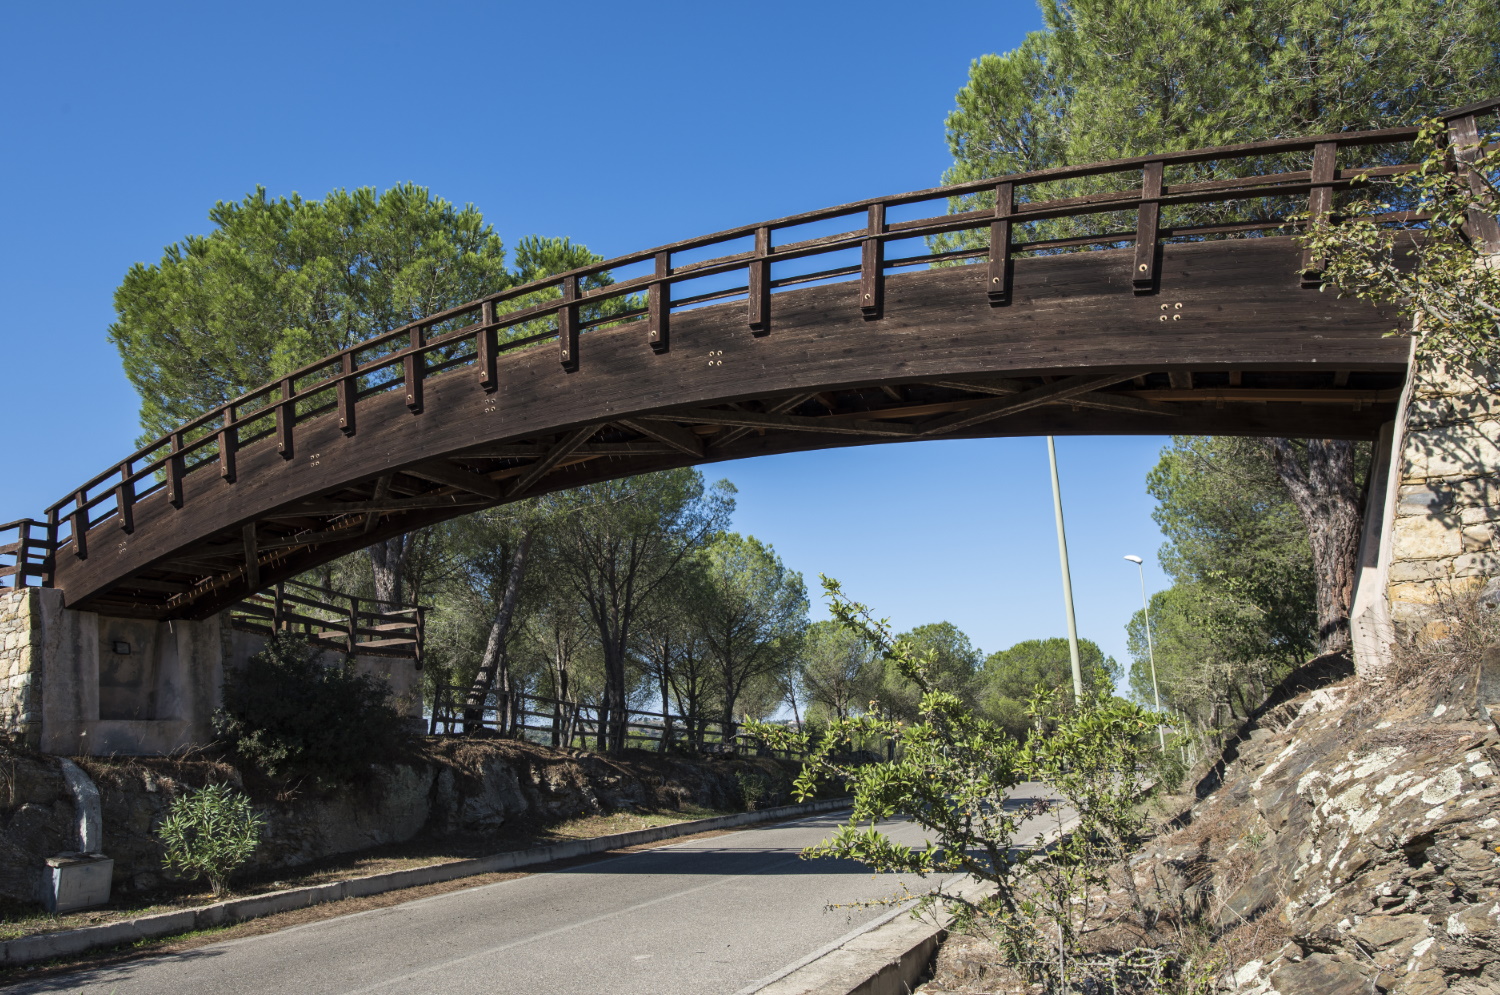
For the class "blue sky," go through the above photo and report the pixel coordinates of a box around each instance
[0,0,1171,681]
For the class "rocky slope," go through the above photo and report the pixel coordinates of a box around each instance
[0,737,797,903]
[920,643,1500,994]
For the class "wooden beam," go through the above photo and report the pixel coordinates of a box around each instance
[509,423,603,498]
[879,385,903,402]
[1333,370,1350,387]
[277,494,491,517]
[647,408,918,438]
[404,460,506,501]
[710,394,815,450]
[616,418,704,458]
[918,372,1148,437]
[242,524,259,591]
[1168,371,1193,390]
[1118,387,1400,403]
[457,442,681,459]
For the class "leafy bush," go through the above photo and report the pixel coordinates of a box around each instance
[746,577,1174,991]
[158,783,265,897]
[215,634,414,789]
[736,770,771,811]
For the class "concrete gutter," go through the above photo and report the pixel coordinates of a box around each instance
[0,796,850,968]
[745,814,1082,995]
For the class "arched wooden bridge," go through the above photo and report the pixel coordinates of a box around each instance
[6,98,1498,620]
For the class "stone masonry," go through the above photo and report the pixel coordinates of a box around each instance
[1387,356,1500,625]
[0,587,42,749]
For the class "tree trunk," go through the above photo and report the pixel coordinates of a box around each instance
[1266,439,1363,658]
[367,534,410,606]
[463,532,532,732]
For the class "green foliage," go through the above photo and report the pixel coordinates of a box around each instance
[979,637,1117,739]
[735,770,772,811]
[157,783,265,897]
[937,0,1500,254]
[1301,119,1500,367]
[1128,437,1320,725]
[869,621,979,722]
[797,620,879,722]
[109,184,610,443]
[745,578,1163,986]
[215,634,414,789]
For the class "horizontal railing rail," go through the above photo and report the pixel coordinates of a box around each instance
[36,99,1500,562]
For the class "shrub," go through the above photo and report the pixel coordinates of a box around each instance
[215,633,414,789]
[158,783,265,897]
[746,577,1171,992]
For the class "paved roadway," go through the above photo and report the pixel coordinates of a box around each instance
[13,793,1062,995]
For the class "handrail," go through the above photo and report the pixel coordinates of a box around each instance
[37,99,1500,556]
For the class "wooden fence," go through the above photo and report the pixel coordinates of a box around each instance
[428,685,803,755]
[227,579,426,663]
[0,520,53,591]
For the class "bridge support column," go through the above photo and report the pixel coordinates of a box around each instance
[1355,315,1500,677]
[1,588,44,749]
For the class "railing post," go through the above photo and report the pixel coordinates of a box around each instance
[1300,141,1338,286]
[115,461,135,535]
[338,352,358,435]
[70,489,88,561]
[346,595,358,655]
[988,181,1014,305]
[861,203,885,319]
[273,581,285,630]
[1447,114,1500,253]
[404,325,425,413]
[277,377,296,459]
[14,521,31,589]
[649,250,671,351]
[167,431,185,508]
[748,226,770,333]
[44,511,58,586]
[1133,161,1164,294]
[478,300,498,392]
[559,275,580,371]
[413,606,425,671]
[218,406,238,482]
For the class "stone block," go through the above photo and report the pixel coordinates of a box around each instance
[1404,421,1500,478]
[1392,515,1464,559]
[41,854,113,913]
[1398,486,1450,516]
[1452,552,1500,579]
[1464,524,1495,551]
[1389,559,1450,583]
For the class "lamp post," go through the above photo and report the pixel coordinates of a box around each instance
[1049,437,1084,702]
[1124,554,1165,749]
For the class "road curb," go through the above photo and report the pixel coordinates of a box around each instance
[0,796,850,968]
[747,814,1082,995]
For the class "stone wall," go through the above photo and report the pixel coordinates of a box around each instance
[1387,357,1500,626]
[0,588,42,749]
[0,589,420,756]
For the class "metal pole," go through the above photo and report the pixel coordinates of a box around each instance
[1047,437,1084,702]
[1129,557,1166,750]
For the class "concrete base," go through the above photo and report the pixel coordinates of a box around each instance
[42,854,113,913]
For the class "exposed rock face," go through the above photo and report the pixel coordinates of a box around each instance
[1127,655,1500,993]
[0,737,794,903]
[917,649,1500,995]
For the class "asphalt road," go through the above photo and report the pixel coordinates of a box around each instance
[12,793,1063,995]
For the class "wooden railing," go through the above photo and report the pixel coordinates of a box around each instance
[429,686,776,754]
[34,97,1500,560]
[0,520,53,590]
[228,579,426,664]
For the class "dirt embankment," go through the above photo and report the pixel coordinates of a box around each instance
[0,737,798,904]
[922,650,1500,995]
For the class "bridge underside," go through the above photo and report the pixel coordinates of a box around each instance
[62,236,1407,619]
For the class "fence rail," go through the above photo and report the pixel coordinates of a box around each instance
[227,579,426,664]
[33,98,1500,563]
[428,685,806,756]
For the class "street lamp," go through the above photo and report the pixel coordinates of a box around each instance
[1124,555,1165,749]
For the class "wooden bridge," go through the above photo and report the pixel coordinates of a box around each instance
[6,98,1498,621]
